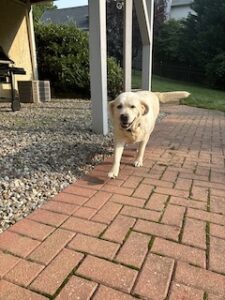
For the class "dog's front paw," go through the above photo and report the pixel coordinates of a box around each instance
[133,160,143,167]
[108,170,118,179]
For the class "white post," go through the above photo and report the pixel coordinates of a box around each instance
[123,0,133,92]
[146,0,154,90]
[27,6,39,80]
[142,45,151,90]
[134,0,154,91]
[89,0,108,135]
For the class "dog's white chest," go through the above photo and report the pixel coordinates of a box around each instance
[123,126,145,143]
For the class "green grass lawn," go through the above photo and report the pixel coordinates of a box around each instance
[132,71,225,112]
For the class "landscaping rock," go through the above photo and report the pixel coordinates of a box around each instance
[0,99,113,232]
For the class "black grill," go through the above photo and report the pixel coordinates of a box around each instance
[0,46,26,111]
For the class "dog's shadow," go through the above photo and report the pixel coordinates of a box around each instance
[82,175,106,186]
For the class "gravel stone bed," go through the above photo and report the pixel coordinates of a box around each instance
[0,99,113,232]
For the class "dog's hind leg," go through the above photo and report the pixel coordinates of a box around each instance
[134,136,149,167]
[108,141,125,178]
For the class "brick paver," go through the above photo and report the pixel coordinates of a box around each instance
[62,184,97,198]
[134,219,180,241]
[28,209,69,227]
[0,280,48,299]
[134,253,174,300]
[182,218,206,249]
[122,175,143,189]
[30,249,83,296]
[169,282,204,300]
[61,216,106,236]
[84,190,112,209]
[73,206,97,219]
[110,194,145,207]
[116,231,151,268]
[170,196,207,210]
[9,219,55,241]
[0,252,20,278]
[0,231,40,258]
[120,205,160,221]
[151,237,206,267]
[68,233,119,259]
[208,294,225,300]
[4,259,44,287]
[145,192,168,211]
[102,214,136,243]
[55,276,97,300]
[161,204,186,227]
[76,255,138,292]
[93,285,138,300]
[210,223,225,239]
[1,105,225,299]
[52,192,88,206]
[175,261,225,296]
[209,236,225,273]
[28,228,75,265]
[132,183,154,199]
[91,201,122,224]
[187,208,225,225]
[41,200,79,215]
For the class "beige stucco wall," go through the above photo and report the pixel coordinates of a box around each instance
[0,0,33,99]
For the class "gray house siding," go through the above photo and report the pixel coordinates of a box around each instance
[41,6,89,30]
[167,0,194,20]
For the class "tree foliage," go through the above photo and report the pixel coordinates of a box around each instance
[153,19,184,63]
[32,1,56,24]
[154,0,225,89]
[179,0,225,68]
[154,0,169,37]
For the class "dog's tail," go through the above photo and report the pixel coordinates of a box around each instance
[154,91,190,103]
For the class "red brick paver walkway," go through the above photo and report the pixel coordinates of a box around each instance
[0,105,225,300]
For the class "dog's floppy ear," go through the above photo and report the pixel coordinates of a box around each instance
[140,101,149,115]
[108,100,115,118]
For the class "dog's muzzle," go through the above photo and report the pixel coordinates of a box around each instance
[120,114,130,129]
[120,114,136,130]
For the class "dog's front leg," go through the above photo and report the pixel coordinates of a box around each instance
[108,141,125,178]
[134,137,149,167]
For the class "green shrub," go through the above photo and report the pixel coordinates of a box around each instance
[107,57,123,98]
[35,23,123,97]
[206,52,225,89]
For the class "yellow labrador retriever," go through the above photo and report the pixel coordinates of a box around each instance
[108,90,190,178]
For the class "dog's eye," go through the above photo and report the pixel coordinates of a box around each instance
[130,105,136,109]
[117,104,122,109]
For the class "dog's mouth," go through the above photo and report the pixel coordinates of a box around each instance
[120,118,136,130]
[120,122,131,129]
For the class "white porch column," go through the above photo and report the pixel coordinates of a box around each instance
[26,6,39,80]
[89,0,108,135]
[123,0,133,92]
[145,0,154,90]
[134,0,154,91]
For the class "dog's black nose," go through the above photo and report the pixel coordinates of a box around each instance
[120,114,128,123]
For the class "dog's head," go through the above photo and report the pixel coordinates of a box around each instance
[109,92,149,129]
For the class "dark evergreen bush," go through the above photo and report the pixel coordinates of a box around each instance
[206,52,225,89]
[153,0,225,90]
